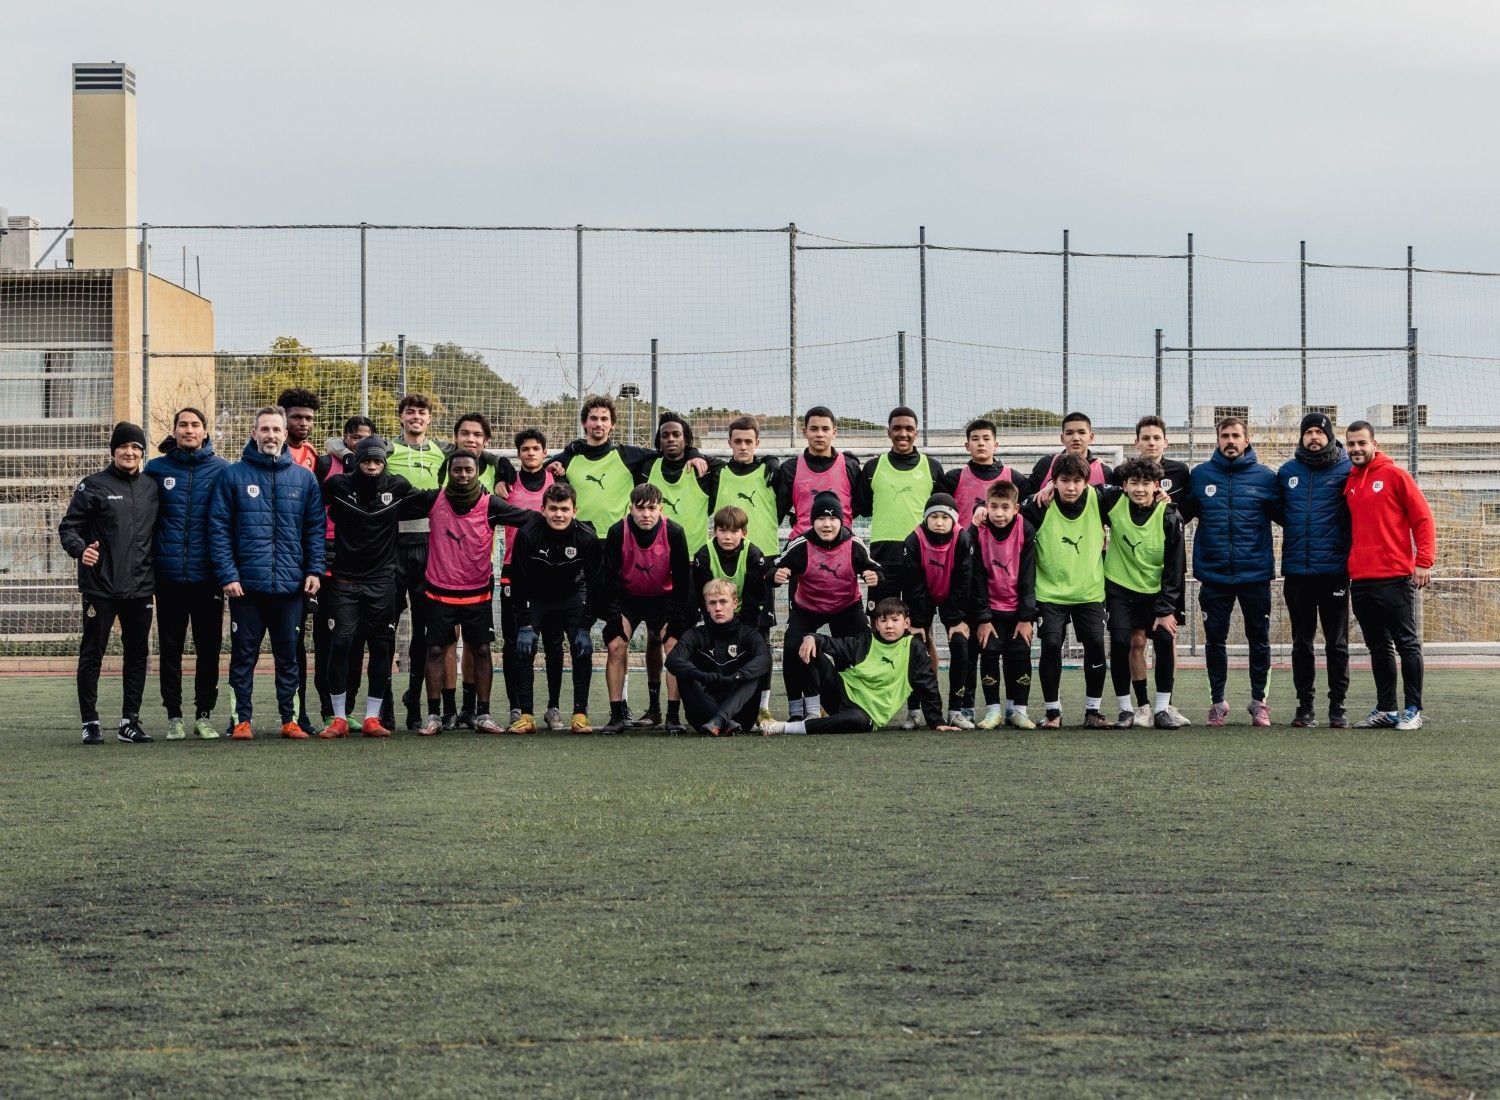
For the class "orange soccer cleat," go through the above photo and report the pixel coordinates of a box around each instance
[318,717,350,739]
[230,721,254,740]
[361,717,392,738]
[280,721,310,739]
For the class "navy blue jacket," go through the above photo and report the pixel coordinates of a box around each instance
[145,438,230,585]
[1183,445,1282,586]
[209,440,325,595]
[1277,445,1352,577]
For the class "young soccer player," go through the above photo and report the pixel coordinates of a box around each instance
[1028,411,1112,491]
[694,506,774,725]
[705,416,781,557]
[506,483,604,734]
[854,406,946,615]
[645,412,715,555]
[943,417,1022,525]
[968,480,1038,729]
[665,579,773,736]
[499,428,563,729]
[599,483,694,734]
[773,406,861,539]
[772,490,883,722]
[1102,458,1186,729]
[762,598,957,735]
[1023,452,1111,728]
[901,493,975,728]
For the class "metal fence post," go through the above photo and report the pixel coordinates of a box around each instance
[1299,239,1308,413]
[1186,232,1195,458]
[397,333,407,394]
[788,222,798,446]
[576,224,585,411]
[140,223,151,429]
[918,225,929,445]
[650,337,659,436]
[1407,245,1414,467]
[1408,326,1419,476]
[897,331,907,407]
[1061,228,1070,415]
[1154,328,1163,417]
[359,222,369,415]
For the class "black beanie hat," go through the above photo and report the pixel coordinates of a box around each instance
[355,435,389,463]
[110,421,147,451]
[1299,411,1334,441]
[811,490,842,521]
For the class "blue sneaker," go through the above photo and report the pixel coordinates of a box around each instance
[1395,706,1425,730]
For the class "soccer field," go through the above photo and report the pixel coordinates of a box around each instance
[3,671,1496,1097]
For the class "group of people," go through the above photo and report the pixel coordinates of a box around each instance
[58,388,1436,743]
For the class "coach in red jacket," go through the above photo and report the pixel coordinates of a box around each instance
[1344,421,1436,730]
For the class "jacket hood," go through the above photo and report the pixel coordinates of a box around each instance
[241,438,293,468]
[1352,450,1394,476]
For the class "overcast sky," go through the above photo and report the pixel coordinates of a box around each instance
[6,0,1500,265]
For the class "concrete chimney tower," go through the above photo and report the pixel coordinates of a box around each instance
[71,62,137,270]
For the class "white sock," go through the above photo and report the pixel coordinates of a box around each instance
[759,689,771,708]
[1085,697,1102,712]
[1117,694,1133,713]
[1013,704,1028,715]
[1155,692,1172,713]
[1045,701,1061,713]
[785,720,808,734]
[366,697,383,719]
[331,693,347,720]
[805,694,821,715]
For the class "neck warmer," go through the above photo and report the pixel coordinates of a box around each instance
[444,476,483,513]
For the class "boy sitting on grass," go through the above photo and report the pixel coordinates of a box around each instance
[665,578,772,736]
[762,598,957,735]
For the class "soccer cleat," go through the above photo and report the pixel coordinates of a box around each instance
[1168,704,1191,727]
[1083,710,1115,730]
[1248,701,1271,727]
[544,707,565,731]
[570,712,593,735]
[721,718,743,737]
[230,721,254,740]
[81,722,103,745]
[1116,709,1136,728]
[454,709,475,731]
[760,720,787,736]
[319,717,351,739]
[701,716,725,737]
[1040,709,1062,729]
[1206,702,1230,728]
[440,712,460,732]
[1328,707,1349,729]
[1153,708,1183,730]
[962,707,977,725]
[419,714,443,737]
[632,707,660,729]
[507,712,537,734]
[976,704,1005,730]
[117,719,153,743]
[280,721,309,740]
[509,707,522,725]
[1006,710,1037,730]
[1133,704,1153,729]
[193,717,220,740]
[599,715,633,735]
[475,713,505,735]
[753,706,775,734]
[1290,706,1317,728]
[900,709,920,730]
[361,717,392,738]
[665,719,690,736]
[1395,706,1425,730]
[165,717,187,741]
[1353,708,1398,729]
[947,709,976,730]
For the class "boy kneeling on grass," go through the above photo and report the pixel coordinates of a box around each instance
[665,579,772,735]
[762,598,957,735]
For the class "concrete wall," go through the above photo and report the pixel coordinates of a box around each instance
[110,271,215,439]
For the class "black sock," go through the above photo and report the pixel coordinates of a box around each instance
[441,688,457,717]
[1133,679,1149,705]
[427,696,441,716]
[666,700,680,723]
[461,682,476,712]
[648,683,661,712]
[610,700,627,720]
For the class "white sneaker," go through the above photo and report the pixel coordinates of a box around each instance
[1168,704,1191,726]
[976,704,1004,730]
[1133,704,1153,729]
[1395,706,1425,730]
[900,709,920,730]
[760,720,787,736]
[543,707,565,731]
[947,709,975,730]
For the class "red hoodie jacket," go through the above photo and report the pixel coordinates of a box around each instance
[1344,452,1435,581]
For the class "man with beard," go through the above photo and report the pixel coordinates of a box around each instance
[1277,412,1353,728]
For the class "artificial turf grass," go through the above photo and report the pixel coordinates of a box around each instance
[1,672,1495,1097]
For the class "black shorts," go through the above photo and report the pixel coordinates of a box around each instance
[604,595,677,643]
[326,576,399,640]
[1037,601,1106,645]
[1105,582,1159,633]
[425,596,495,649]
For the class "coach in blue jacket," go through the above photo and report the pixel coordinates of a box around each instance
[145,407,231,740]
[1277,412,1353,729]
[1181,415,1282,727]
[209,406,325,739]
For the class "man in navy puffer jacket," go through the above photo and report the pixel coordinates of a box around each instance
[209,406,325,739]
[146,407,231,740]
[1181,416,1282,727]
[1277,412,1352,729]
